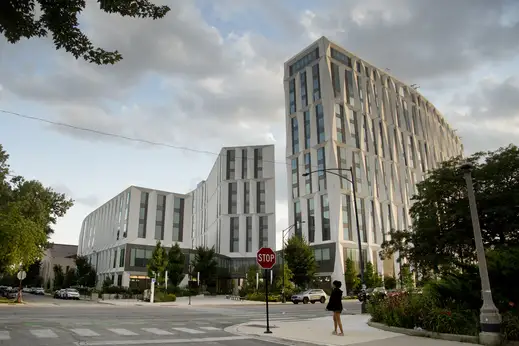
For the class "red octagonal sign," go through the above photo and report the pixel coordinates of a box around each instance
[257,247,276,269]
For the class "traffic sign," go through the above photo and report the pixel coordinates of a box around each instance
[256,247,276,269]
[17,271,26,281]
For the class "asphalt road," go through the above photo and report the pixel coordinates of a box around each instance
[0,296,362,346]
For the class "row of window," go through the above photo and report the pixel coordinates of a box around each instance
[138,192,185,242]
[229,216,269,253]
[227,181,266,214]
[226,148,264,180]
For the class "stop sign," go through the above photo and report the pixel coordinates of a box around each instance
[257,247,276,269]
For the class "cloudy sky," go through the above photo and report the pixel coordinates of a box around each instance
[1,0,518,246]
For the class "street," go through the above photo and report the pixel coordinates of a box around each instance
[0,296,362,345]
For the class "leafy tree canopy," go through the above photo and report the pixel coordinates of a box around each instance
[284,235,316,288]
[167,243,186,287]
[380,144,519,274]
[192,246,218,286]
[0,144,73,273]
[0,0,170,65]
[147,241,168,284]
[75,255,96,287]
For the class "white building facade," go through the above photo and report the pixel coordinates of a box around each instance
[284,37,463,291]
[77,145,276,289]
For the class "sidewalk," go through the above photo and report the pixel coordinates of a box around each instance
[226,314,475,346]
[97,296,283,307]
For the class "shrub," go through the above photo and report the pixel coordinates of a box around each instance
[154,292,176,302]
[246,292,279,302]
[502,310,519,342]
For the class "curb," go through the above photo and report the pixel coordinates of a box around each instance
[367,321,480,344]
[224,322,325,346]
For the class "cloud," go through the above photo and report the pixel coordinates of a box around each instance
[51,184,100,207]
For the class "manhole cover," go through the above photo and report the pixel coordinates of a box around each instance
[246,324,278,329]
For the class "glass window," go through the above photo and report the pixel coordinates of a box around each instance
[335,104,345,144]
[307,198,315,243]
[246,217,252,252]
[304,111,311,149]
[304,153,312,194]
[321,194,330,241]
[342,194,352,241]
[300,71,308,108]
[291,116,299,154]
[289,78,297,114]
[331,63,341,98]
[230,217,239,252]
[317,148,327,191]
[292,158,299,199]
[312,63,321,101]
[316,104,325,144]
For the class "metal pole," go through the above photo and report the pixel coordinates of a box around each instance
[462,168,501,344]
[264,269,272,334]
[282,235,285,304]
[349,167,367,314]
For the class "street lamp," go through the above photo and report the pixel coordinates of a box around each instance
[302,167,368,314]
[280,221,305,303]
[459,162,501,345]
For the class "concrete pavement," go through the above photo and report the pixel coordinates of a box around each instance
[228,314,477,346]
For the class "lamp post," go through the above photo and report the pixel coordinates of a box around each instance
[459,162,501,345]
[302,167,367,314]
[281,221,305,303]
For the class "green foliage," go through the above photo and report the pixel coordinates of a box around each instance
[0,144,73,273]
[344,258,359,294]
[192,246,218,286]
[380,144,519,274]
[53,264,64,289]
[167,243,186,287]
[147,241,168,284]
[153,292,177,303]
[75,256,97,287]
[0,0,170,65]
[364,261,384,288]
[284,235,316,288]
[502,311,519,342]
[246,292,280,302]
[274,263,294,293]
[399,264,414,290]
[384,276,397,290]
[244,265,259,293]
[63,268,77,288]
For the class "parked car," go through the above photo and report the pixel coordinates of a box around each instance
[32,287,45,295]
[291,289,328,304]
[6,289,18,300]
[53,289,64,299]
[62,288,80,300]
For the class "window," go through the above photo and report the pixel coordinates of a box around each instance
[371,200,378,244]
[254,148,263,178]
[331,63,341,98]
[350,111,360,149]
[321,195,330,241]
[230,217,239,252]
[289,47,319,76]
[356,198,367,242]
[353,152,362,193]
[130,248,153,268]
[259,216,268,248]
[379,121,386,158]
[246,217,252,252]
[380,202,386,239]
[291,116,299,154]
[316,104,325,144]
[337,146,349,188]
[312,63,321,101]
[228,182,237,214]
[138,191,149,238]
[244,181,250,213]
[335,104,346,143]
[308,199,315,243]
[304,153,312,194]
[172,197,184,242]
[372,118,378,156]
[303,111,311,149]
[241,148,248,179]
[294,200,302,237]
[363,114,369,151]
[289,78,296,114]
[155,194,166,240]
[291,158,299,198]
[226,149,236,180]
[257,181,266,213]
[342,194,352,240]
[330,48,352,67]
[300,71,308,108]
[119,248,125,268]
[345,70,355,105]
[317,147,326,191]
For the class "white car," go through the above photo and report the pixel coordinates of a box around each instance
[33,287,45,295]
[291,289,328,304]
[62,289,80,300]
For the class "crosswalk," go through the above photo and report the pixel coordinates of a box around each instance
[0,325,227,340]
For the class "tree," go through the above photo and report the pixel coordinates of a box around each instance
[53,264,64,289]
[244,265,259,293]
[380,144,519,274]
[191,246,218,287]
[0,144,74,273]
[399,264,414,290]
[344,258,360,295]
[147,241,168,285]
[383,276,397,290]
[25,260,43,287]
[284,235,316,288]
[75,256,96,287]
[166,243,186,287]
[364,262,383,288]
[274,263,294,293]
[0,1,170,65]
[63,268,77,288]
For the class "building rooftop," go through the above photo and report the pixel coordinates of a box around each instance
[48,243,78,259]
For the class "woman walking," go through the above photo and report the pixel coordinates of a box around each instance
[326,280,344,336]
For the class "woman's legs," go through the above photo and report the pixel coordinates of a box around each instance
[335,312,344,335]
[332,312,337,333]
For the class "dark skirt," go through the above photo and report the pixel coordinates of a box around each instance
[326,301,343,312]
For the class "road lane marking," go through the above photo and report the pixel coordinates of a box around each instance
[70,328,100,337]
[107,328,138,336]
[0,331,10,340]
[199,326,221,331]
[72,335,251,345]
[30,329,59,338]
[172,327,205,334]
[141,328,174,335]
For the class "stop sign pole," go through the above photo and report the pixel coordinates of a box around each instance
[257,247,276,334]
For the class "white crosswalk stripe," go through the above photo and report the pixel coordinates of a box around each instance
[199,326,221,331]
[172,327,206,334]
[0,331,10,340]
[107,328,139,336]
[70,328,100,337]
[141,328,174,335]
[30,329,58,338]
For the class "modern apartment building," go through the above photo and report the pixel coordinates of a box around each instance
[77,145,276,289]
[284,37,463,290]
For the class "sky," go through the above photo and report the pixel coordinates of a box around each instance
[1,0,518,246]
